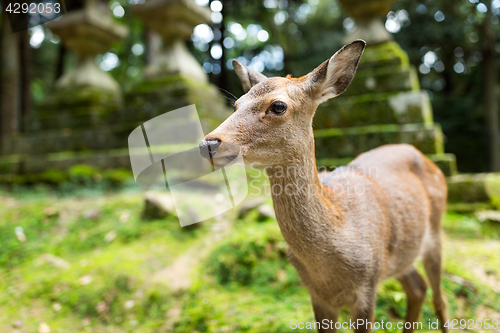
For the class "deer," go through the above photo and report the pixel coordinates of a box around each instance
[198,40,449,333]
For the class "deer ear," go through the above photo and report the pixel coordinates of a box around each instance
[304,40,365,104]
[232,59,267,93]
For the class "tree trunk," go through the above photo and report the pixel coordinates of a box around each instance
[0,11,21,149]
[56,44,66,80]
[20,29,32,131]
[483,2,500,171]
[218,0,229,94]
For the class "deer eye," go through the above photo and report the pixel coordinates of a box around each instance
[267,101,287,114]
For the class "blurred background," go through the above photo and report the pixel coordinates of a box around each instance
[1,0,500,332]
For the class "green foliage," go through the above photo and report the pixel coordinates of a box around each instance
[361,41,410,69]
[103,168,134,186]
[391,0,500,172]
[206,222,288,285]
[0,165,134,197]
[1,185,500,332]
[0,190,204,332]
[443,212,500,239]
[39,86,120,114]
[41,168,69,183]
[69,164,101,182]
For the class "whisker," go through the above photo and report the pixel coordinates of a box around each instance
[220,94,236,105]
[218,87,238,105]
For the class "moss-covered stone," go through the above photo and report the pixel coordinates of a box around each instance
[27,75,231,133]
[1,122,139,156]
[316,153,456,177]
[428,154,457,176]
[447,202,495,214]
[0,72,231,177]
[37,85,121,117]
[1,76,231,155]
[311,39,457,175]
[447,173,500,204]
[358,41,409,69]
[0,154,22,174]
[314,123,444,158]
[315,91,433,128]
[0,163,132,186]
[0,147,132,176]
[125,74,232,133]
[342,65,418,97]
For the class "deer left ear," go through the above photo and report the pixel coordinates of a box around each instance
[232,59,268,93]
[304,40,366,104]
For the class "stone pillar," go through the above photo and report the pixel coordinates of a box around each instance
[338,0,395,45]
[133,0,211,82]
[130,0,231,133]
[46,0,128,101]
[312,0,457,176]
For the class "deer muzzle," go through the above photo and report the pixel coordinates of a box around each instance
[199,139,221,159]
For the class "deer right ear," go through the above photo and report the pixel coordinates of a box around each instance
[304,39,366,104]
[232,59,267,93]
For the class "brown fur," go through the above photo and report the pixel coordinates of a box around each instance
[204,41,449,333]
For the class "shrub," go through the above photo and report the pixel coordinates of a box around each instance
[205,222,303,298]
[69,164,101,183]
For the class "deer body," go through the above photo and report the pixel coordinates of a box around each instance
[200,40,449,333]
[269,144,445,314]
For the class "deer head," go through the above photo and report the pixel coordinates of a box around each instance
[200,40,366,167]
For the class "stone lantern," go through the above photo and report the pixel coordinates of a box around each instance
[338,0,396,44]
[133,0,211,82]
[312,0,458,176]
[127,0,231,134]
[46,0,129,99]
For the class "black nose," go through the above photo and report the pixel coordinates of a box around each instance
[199,139,221,159]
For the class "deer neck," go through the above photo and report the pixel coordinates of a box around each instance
[266,136,341,257]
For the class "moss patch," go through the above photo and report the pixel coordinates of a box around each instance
[315,91,433,129]
[314,123,444,158]
[359,41,410,69]
[447,173,500,204]
[1,183,500,332]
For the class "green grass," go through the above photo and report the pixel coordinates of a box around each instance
[0,190,205,332]
[1,186,499,332]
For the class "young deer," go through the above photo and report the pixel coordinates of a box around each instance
[199,40,449,333]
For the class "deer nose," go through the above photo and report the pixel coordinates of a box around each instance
[199,139,221,159]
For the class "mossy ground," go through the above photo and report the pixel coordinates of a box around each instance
[1,181,499,332]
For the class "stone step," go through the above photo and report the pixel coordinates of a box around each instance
[0,143,187,175]
[0,147,457,180]
[315,90,433,129]
[358,41,409,70]
[27,75,230,132]
[0,148,133,175]
[314,123,444,159]
[316,153,457,177]
[4,99,229,157]
[1,123,446,173]
[24,102,186,132]
[1,122,139,156]
[447,173,500,203]
[342,64,419,97]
